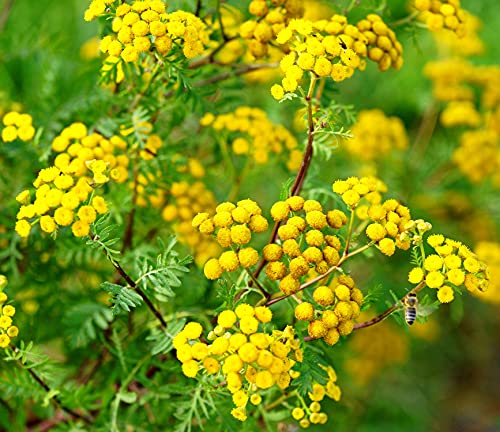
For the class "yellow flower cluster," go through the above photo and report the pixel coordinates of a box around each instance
[173,307,302,422]
[200,107,302,171]
[414,0,468,36]
[0,276,19,348]
[332,176,412,255]
[473,242,500,304]
[424,58,500,185]
[239,0,304,59]
[264,196,349,295]
[290,364,341,428]
[453,129,500,185]
[51,122,130,184]
[14,122,128,238]
[86,0,210,62]
[407,233,489,303]
[431,10,484,57]
[271,14,402,99]
[295,275,363,345]
[15,165,109,239]
[1,111,36,143]
[162,179,220,265]
[343,109,408,161]
[346,316,408,385]
[193,199,269,280]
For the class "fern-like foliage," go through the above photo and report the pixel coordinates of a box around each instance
[410,246,424,267]
[135,237,192,303]
[63,303,114,348]
[173,385,216,432]
[291,344,329,396]
[101,282,143,315]
[86,214,121,265]
[147,318,187,355]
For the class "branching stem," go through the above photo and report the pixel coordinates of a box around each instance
[353,280,426,330]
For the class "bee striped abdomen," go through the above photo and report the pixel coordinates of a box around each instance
[405,307,417,325]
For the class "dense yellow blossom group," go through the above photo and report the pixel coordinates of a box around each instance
[193,199,269,279]
[173,306,302,422]
[1,111,36,143]
[406,233,489,303]
[265,195,349,295]
[414,0,469,36]
[271,13,402,99]
[295,275,363,345]
[0,276,19,349]
[14,122,131,238]
[239,0,304,59]
[343,109,408,161]
[85,0,210,70]
[200,106,302,171]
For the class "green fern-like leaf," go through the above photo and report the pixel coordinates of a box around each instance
[147,318,187,355]
[63,303,114,348]
[101,281,143,315]
[291,344,329,396]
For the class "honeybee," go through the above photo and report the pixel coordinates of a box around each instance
[402,293,418,325]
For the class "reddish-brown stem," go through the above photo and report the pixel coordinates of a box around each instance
[353,281,426,330]
[252,77,318,284]
[193,63,278,87]
[15,347,93,423]
[266,242,374,307]
[121,160,139,253]
[0,0,13,32]
[112,259,168,329]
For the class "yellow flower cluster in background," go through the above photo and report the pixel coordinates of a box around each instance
[239,0,304,59]
[473,242,500,304]
[424,20,500,187]
[290,364,341,428]
[271,14,402,99]
[1,111,36,143]
[414,0,468,36]
[0,276,19,348]
[406,233,489,303]
[431,10,484,56]
[343,109,408,161]
[173,307,302,422]
[86,0,210,64]
[295,274,363,345]
[346,316,408,386]
[193,199,269,280]
[161,179,220,266]
[201,107,302,171]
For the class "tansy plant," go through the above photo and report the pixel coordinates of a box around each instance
[0,0,497,431]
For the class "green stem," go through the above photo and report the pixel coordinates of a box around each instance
[342,209,356,257]
[390,11,419,27]
[264,390,298,411]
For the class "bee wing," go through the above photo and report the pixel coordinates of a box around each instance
[416,304,439,318]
